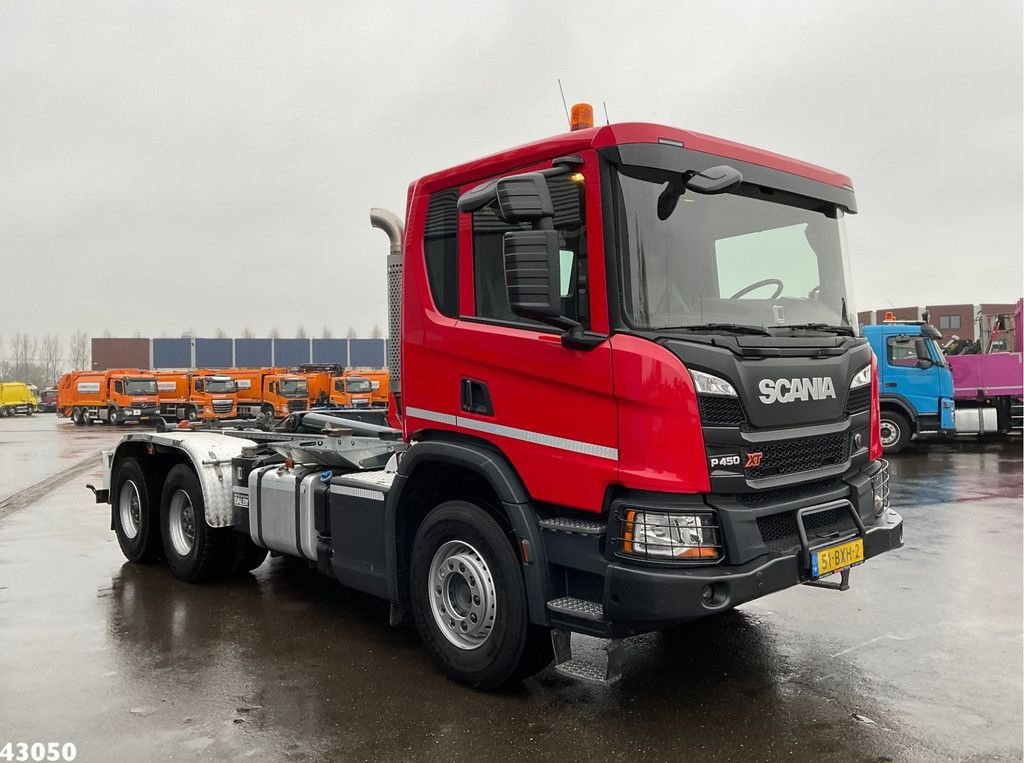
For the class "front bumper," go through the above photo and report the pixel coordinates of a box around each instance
[602,508,903,630]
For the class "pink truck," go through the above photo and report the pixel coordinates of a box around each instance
[946,299,1023,435]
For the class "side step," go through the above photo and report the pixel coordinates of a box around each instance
[551,628,624,685]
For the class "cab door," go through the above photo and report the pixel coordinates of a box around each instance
[884,334,942,416]
[405,153,616,511]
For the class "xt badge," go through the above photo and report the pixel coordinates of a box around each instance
[745,451,764,468]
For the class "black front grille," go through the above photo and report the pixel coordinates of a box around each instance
[288,400,308,412]
[731,477,844,506]
[845,386,871,416]
[698,394,747,426]
[744,433,850,479]
[756,506,858,553]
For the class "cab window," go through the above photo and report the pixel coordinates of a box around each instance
[113,381,123,394]
[887,336,921,368]
[471,173,588,328]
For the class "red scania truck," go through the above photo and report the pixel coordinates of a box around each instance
[92,114,901,689]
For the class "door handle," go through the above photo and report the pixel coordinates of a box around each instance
[461,378,493,416]
[884,382,897,388]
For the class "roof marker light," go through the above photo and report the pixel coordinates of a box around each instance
[570,103,593,131]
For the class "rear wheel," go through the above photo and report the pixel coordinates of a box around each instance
[111,458,161,563]
[160,465,233,583]
[410,501,551,689]
[879,411,911,454]
[25,407,33,417]
[71,407,85,426]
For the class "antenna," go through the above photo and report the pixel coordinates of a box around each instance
[603,101,610,125]
[557,78,570,125]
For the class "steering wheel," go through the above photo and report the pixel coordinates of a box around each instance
[730,278,783,299]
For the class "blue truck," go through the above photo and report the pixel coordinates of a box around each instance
[862,322,955,453]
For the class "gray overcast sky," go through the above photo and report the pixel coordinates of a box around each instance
[1,0,1021,339]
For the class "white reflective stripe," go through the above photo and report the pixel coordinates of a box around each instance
[404,406,618,461]
[406,406,458,426]
[330,485,385,502]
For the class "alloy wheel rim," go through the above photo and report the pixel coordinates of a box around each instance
[427,540,497,650]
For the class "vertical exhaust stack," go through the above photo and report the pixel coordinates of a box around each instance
[370,209,404,409]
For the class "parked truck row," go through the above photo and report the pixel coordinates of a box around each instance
[55,366,389,425]
[93,113,903,688]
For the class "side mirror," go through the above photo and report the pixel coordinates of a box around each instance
[494,173,554,224]
[685,165,743,195]
[915,339,934,369]
[503,229,561,321]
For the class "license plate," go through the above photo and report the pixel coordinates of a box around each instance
[132,409,140,416]
[233,493,249,509]
[812,538,864,577]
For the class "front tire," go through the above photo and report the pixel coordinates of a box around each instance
[410,501,551,689]
[160,464,233,583]
[111,458,161,563]
[879,411,911,454]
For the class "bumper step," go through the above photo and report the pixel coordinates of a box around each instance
[547,597,604,621]
[551,629,624,685]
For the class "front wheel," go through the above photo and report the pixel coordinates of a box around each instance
[410,501,551,689]
[160,465,233,583]
[879,411,912,454]
[187,406,199,422]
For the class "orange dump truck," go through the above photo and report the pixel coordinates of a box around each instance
[155,371,238,421]
[210,368,308,418]
[57,369,160,426]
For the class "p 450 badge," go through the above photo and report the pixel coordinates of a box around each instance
[709,454,742,472]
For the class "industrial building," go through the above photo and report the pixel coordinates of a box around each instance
[89,336,386,371]
[857,303,1017,340]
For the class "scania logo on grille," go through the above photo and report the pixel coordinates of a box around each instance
[758,377,836,404]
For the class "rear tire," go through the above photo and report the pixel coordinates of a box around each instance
[879,411,911,454]
[410,501,551,689]
[25,407,33,417]
[71,407,85,426]
[111,458,161,563]
[160,464,233,583]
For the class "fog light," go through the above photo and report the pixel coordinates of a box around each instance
[701,585,714,602]
[621,510,721,561]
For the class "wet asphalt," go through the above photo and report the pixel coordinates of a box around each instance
[0,417,1021,761]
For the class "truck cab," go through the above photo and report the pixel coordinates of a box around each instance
[331,375,373,408]
[0,381,38,417]
[192,374,238,419]
[863,322,955,452]
[263,374,308,417]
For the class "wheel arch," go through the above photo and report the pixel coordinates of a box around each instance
[879,395,918,425]
[386,433,551,626]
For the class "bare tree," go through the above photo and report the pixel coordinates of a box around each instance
[102,329,112,338]
[346,326,357,339]
[296,325,308,339]
[268,327,280,339]
[133,330,142,339]
[215,327,228,339]
[68,331,90,370]
[321,325,333,339]
[370,323,383,339]
[41,334,63,385]
[12,333,38,379]
[241,327,255,339]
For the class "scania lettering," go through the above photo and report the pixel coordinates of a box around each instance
[759,376,838,404]
[93,113,901,689]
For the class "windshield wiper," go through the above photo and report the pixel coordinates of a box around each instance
[669,323,772,336]
[775,323,854,336]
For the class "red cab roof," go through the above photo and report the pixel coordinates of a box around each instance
[417,122,852,193]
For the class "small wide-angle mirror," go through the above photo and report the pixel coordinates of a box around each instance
[685,165,743,194]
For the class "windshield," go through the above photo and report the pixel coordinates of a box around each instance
[280,379,308,397]
[613,167,854,332]
[345,378,372,394]
[126,378,157,395]
[205,378,237,393]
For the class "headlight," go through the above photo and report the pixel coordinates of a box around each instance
[690,370,737,397]
[621,510,721,561]
[850,365,872,389]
